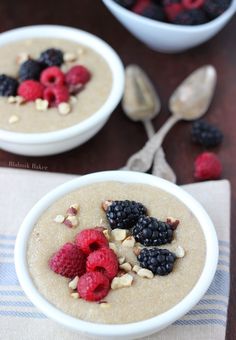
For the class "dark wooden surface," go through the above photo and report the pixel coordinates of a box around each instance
[0,0,235,338]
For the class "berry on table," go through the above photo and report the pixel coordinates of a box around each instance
[40,66,65,87]
[43,85,69,107]
[86,247,118,280]
[0,74,18,96]
[191,120,223,147]
[76,229,109,255]
[104,200,147,229]
[18,80,44,101]
[172,8,208,24]
[39,48,64,67]
[49,242,86,278]
[77,271,110,301]
[138,248,176,275]
[65,65,91,86]
[19,59,43,82]
[194,152,222,180]
[203,0,231,18]
[133,216,174,246]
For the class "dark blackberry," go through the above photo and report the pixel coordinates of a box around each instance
[192,120,223,147]
[138,248,176,275]
[0,74,18,96]
[114,0,137,8]
[133,216,174,246]
[19,59,43,82]
[139,3,166,21]
[203,0,231,19]
[173,9,208,24]
[39,48,64,67]
[105,200,147,229]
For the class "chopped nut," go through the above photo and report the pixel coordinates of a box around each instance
[70,292,80,299]
[109,242,118,255]
[118,257,125,265]
[132,264,141,273]
[103,229,110,241]
[111,273,133,290]
[111,228,128,241]
[137,268,154,279]
[69,96,77,104]
[16,52,30,65]
[54,214,65,223]
[63,52,77,62]
[66,204,79,216]
[35,99,49,111]
[7,96,17,104]
[119,262,132,272]
[77,47,85,55]
[64,215,78,228]
[166,217,180,230]
[8,115,19,124]
[16,96,25,105]
[58,102,71,115]
[99,302,111,309]
[133,246,141,256]
[102,200,112,211]
[175,245,185,258]
[69,276,79,290]
[122,236,135,248]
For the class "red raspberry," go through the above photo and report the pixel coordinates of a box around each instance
[133,0,151,14]
[86,248,118,280]
[17,80,44,101]
[43,85,69,107]
[165,3,184,21]
[49,242,86,278]
[76,229,108,255]
[77,271,110,301]
[40,66,65,87]
[194,152,222,181]
[182,0,204,10]
[65,65,91,86]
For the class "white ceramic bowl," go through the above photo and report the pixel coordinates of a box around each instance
[103,0,236,53]
[15,171,218,339]
[0,25,124,156]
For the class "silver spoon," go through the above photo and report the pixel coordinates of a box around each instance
[122,65,176,182]
[123,65,217,173]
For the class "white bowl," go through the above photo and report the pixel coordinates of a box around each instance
[103,0,236,53]
[0,25,124,156]
[15,171,218,339]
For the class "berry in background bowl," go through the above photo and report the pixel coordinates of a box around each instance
[103,0,236,52]
[15,171,218,339]
[0,25,124,156]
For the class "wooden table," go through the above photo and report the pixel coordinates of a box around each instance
[0,0,235,338]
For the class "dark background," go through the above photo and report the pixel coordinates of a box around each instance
[0,0,235,338]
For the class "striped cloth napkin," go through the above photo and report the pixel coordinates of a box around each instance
[0,168,230,340]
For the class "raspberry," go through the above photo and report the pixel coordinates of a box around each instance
[162,0,180,5]
[203,0,231,19]
[0,74,18,97]
[165,3,184,21]
[76,229,109,255]
[19,59,43,82]
[77,271,110,301]
[86,248,118,280]
[182,0,204,9]
[194,152,222,180]
[18,80,44,101]
[43,85,69,107]
[172,8,207,24]
[40,66,65,87]
[65,65,91,86]
[39,48,64,67]
[49,242,86,278]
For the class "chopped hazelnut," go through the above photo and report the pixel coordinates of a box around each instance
[122,236,135,248]
[137,268,154,279]
[111,228,128,241]
[111,273,133,290]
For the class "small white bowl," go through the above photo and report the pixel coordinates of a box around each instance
[0,25,124,156]
[15,171,218,339]
[103,0,236,53]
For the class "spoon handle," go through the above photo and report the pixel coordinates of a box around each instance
[124,115,180,172]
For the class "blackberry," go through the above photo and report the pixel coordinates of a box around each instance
[19,59,43,82]
[173,9,208,25]
[138,248,176,275]
[105,200,147,229]
[203,0,231,19]
[192,120,223,147]
[139,3,166,21]
[133,216,174,246]
[0,74,18,96]
[114,0,137,8]
[39,48,64,67]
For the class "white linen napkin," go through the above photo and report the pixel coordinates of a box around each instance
[0,168,230,340]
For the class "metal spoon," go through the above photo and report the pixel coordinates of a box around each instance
[122,65,176,182]
[123,65,217,173]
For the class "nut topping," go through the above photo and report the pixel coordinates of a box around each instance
[64,215,78,228]
[54,214,65,223]
[122,236,135,248]
[137,268,154,279]
[166,216,180,230]
[111,228,128,241]
[69,276,79,290]
[175,245,185,258]
[119,262,132,272]
[111,273,133,290]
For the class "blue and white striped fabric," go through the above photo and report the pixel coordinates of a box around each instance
[0,168,230,340]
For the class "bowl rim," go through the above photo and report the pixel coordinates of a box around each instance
[14,171,219,338]
[103,0,236,32]
[0,25,124,144]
